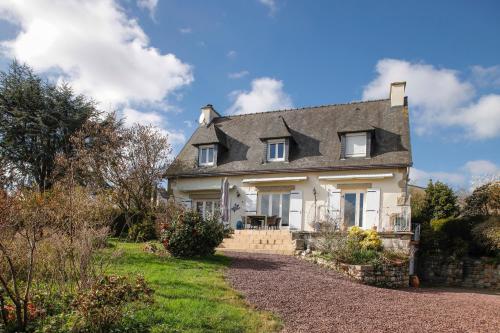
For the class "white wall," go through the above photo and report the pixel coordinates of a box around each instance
[169,168,409,232]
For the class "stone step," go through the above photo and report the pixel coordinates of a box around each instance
[217,230,304,255]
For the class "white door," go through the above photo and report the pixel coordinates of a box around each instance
[343,191,365,228]
[328,188,341,224]
[364,188,380,230]
[289,190,303,230]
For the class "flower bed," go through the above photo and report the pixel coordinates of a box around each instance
[301,254,409,288]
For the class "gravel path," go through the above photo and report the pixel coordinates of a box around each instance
[224,252,500,333]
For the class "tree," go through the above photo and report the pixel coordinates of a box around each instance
[0,61,97,191]
[70,117,172,234]
[422,180,459,220]
[463,182,500,217]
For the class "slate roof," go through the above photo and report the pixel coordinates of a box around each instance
[191,124,226,147]
[166,99,412,178]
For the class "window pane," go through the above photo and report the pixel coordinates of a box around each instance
[269,144,276,159]
[196,202,203,215]
[271,194,280,216]
[260,194,269,215]
[206,201,213,215]
[345,134,366,157]
[281,193,290,226]
[359,193,364,228]
[277,143,284,158]
[344,193,356,227]
[208,148,214,163]
[200,148,207,163]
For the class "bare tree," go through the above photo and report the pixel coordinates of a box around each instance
[70,117,172,231]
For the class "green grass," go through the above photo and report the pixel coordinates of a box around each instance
[104,241,281,333]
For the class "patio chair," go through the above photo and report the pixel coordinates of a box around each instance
[249,216,263,229]
[267,216,281,229]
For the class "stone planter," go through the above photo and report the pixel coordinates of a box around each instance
[301,255,410,288]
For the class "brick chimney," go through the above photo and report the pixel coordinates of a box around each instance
[390,82,406,107]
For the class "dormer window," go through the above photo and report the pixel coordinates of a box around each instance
[267,140,285,162]
[198,145,215,166]
[345,132,367,158]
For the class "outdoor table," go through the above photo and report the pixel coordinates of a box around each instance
[244,215,267,229]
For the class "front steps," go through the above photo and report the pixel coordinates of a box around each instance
[217,230,305,255]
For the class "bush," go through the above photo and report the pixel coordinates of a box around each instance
[317,227,389,265]
[72,275,153,332]
[160,210,224,257]
[128,220,157,242]
[472,216,500,255]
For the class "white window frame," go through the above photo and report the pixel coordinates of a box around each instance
[345,132,367,158]
[267,139,285,162]
[198,145,215,166]
[258,192,291,227]
[194,200,220,219]
[342,190,366,228]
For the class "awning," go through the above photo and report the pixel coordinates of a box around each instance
[242,176,308,184]
[318,173,394,181]
[176,183,236,192]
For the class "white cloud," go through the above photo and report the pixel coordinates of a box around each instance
[227,77,293,115]
[228,70,249,79]
[363,59,500,139]
[183,120,193,128]
[471,65,500,88]
[137,0,158,18]
[122,108,186,145]
[226,50,237,59]
[410,160,500,189]
[0,0,193,109]
[258,0,278,15]
[179,27,192,34]
[122,107,162,127]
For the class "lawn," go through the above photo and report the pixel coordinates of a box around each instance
[104,241,281,333]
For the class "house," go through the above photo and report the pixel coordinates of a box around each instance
[165,82,413,252]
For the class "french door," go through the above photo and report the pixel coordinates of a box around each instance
[343,191,365,228]
[194,200,220,219]
[259,193,291,227]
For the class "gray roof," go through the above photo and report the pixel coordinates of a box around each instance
[191,124,227,147]
[166,99,412,178]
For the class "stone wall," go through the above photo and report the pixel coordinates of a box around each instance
[419,256,500,289]
[303,255,409,288]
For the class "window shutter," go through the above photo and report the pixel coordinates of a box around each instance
[328,188,341,222]
[245,191,257,215]
[340,134,346,159]
[289,190,303,230]
[364,188,380,230]
[366,132,372,158]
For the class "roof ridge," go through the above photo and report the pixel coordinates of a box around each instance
[221,98,390,119]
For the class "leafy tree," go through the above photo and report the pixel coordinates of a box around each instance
[463,182,500,217]
[0,61,97,191]
[422,180,459,220]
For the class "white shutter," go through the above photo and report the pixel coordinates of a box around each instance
[180,198,192,210]
[364,188,380,230]
[328,188,341,222]
[245,191,257,215]
[289,190,303,230]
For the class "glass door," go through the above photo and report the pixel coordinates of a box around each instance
[343,191,365,228]
[259,193,291,227]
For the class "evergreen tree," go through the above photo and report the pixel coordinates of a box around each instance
[0,61,97,191]
[422,180,459,220]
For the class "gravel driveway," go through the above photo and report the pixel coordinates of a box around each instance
[224,252,500,333]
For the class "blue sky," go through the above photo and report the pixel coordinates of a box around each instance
[0,0,499,189]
